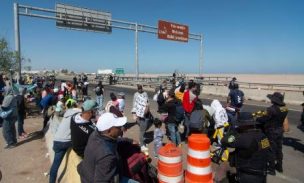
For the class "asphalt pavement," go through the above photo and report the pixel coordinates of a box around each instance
[101,84,304,183]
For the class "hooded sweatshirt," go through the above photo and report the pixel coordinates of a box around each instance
[70,113,95,157]
[211,100,228,128]
[1,86,17,121]
[54,108,82,142]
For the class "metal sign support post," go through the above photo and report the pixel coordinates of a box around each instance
[199,34,203,76]
[135,23,139,80]
[14,3,21,82]
[14,3,203,78]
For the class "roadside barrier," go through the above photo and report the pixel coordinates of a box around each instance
[158,143,183,183]
[185,134,213,183]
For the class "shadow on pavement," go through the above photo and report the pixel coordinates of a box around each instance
[124,121,137,130]
[16,131,44,146]
[283,137,304,153]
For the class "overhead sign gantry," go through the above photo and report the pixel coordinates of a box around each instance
[14,3,203,80]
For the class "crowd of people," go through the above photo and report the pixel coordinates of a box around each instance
[0,73,301,183]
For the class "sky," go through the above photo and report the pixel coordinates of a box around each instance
[0,0,304,74]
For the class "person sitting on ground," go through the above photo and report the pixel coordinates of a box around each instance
[77,112,139,183]
[49,99,80,183]
[70,100,97,158]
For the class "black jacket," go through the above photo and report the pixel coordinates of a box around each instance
[70,113,95,157]
[222,129,271,174]
[78,131,120,183]
[257,104,288,130]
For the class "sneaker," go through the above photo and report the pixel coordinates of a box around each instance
[4,143,17,149]
[141,145,148,152]
[275,164,283,173]
[268,169,276,176]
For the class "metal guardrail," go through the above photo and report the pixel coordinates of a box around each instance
[57,75,304,92]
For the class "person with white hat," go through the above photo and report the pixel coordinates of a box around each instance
[77,112,138,183]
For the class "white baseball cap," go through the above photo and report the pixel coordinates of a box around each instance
[96,112,127,131]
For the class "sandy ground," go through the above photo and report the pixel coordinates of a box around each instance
[0,116,50,183]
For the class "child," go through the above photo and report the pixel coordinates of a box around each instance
[153,118,164,158]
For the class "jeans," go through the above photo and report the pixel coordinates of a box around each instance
[2,118,17,145]
[49,141,72,183]
[184,113,191,138]
[17,115,25,136]
[265,128,283,170]
[167,123,181,146]
[96,95,104,110]
[42,106,50,130]
[137,117,149,146]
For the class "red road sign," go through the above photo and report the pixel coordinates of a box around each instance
[158,20,189,42]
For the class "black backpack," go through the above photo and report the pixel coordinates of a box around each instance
[189,110,204,130]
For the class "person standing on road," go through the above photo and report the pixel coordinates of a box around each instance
[49,100,81,183]
[300,103,304,128]
[228,77,237,90]
[132,84,150,152]
[16,88,27,139]
[1,86,18,149]
[257,92,288,174]
[182,81,198,139]
[226,83,244,124]
[163,90,181,146]
[70,100,98,158]
[222,112,271,183]
[94,81,104,110]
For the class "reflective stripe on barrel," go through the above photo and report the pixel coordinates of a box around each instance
[158,143,184,183]
[185,134,213,183]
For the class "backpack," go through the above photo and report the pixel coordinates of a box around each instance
[189,110,204,130]
[118,143,153,183]
[126,153,150,183]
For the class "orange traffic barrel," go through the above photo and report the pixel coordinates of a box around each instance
[158,143,183,183]
[185,134,213,183]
